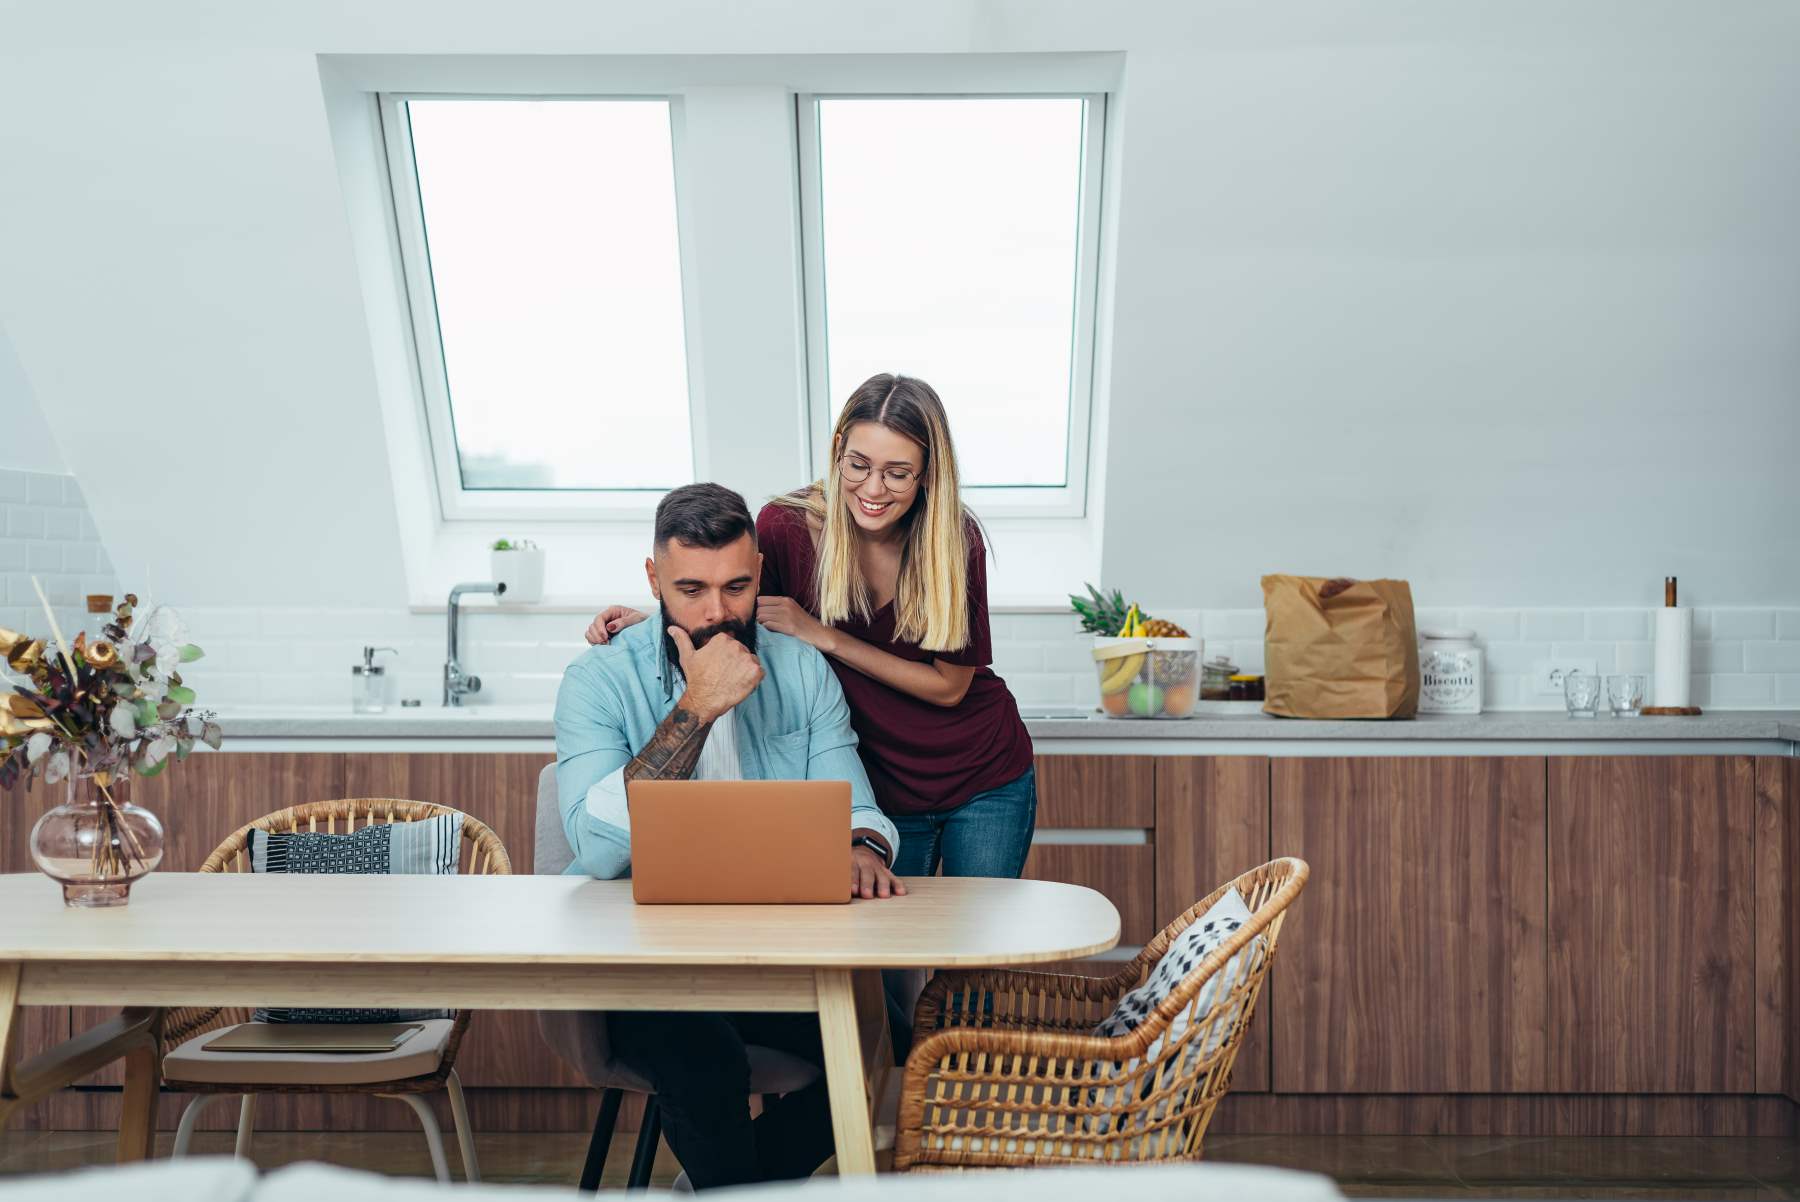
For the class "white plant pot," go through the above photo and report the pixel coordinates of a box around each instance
[489,549,546,604]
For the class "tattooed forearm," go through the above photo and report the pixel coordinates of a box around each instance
[624,704,712,783]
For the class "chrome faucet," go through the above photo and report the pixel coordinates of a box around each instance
[445,581,506,706]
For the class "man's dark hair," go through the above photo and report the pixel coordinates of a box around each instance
[654,483,757,551]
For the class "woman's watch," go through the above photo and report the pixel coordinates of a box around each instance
[851,835,891,868]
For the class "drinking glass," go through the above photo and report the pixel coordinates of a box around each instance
[1607,673,1645,717]
[1563,670,1602,718]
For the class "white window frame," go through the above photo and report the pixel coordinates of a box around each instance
[378,91,703,522]
[796,92,1107,519]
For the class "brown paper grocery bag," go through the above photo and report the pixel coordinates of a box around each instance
[1261,575,1420,719]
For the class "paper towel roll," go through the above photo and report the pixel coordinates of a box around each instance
[1653,607,1694,708]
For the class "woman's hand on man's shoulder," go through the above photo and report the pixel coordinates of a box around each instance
[584,605,649,646]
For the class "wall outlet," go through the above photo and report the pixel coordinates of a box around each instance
[1534,659,1600,697]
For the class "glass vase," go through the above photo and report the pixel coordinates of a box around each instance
[28,772,165,907]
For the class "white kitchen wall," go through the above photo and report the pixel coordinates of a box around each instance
[0,469,120,646]
[0,327,63,474]
[2,3,1798,613]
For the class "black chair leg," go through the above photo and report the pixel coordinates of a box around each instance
[625,1097,662,1190]
[578,1088,624,1192]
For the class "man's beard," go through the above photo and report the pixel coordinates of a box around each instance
[660,602,757,686]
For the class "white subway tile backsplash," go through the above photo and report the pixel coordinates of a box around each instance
[42,508,81,541]
[1710,674,1776,706]
[1457,609,1521,643]
[1550,642,1619,671]
[1695,641,1744,673]
[183,608,266,639]
[6,467,1800,716]
[1006,673,1074,705]
[992,642,1046,674]
[6,505,45,540]
[1745,641,1800,674]
[1413,608,1458,633]
[1201,610,1263,640]
[1523,611,1586,642]
[1483,642,1552,673]
[25,474,64,507]
[25,543,60,573]
[1708,608,1775,640]
[1585,610,1649,642]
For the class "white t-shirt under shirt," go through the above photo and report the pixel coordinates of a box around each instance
[693,709,743,783]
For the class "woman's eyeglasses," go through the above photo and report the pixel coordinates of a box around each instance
[838,455,920,494]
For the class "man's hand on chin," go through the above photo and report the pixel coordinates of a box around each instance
[851,845,906,900]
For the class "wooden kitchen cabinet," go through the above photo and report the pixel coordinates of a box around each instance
[1023,755,1158,948]
[1270,757,1550,1093]
[1752,757,1797,1102]
[1548,756,1755,1093]
[1033,754,1155,828]
[1155,756,1271,1090]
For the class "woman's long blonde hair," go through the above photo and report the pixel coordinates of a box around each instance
[773,374,973,652]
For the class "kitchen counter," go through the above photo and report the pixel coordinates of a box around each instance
[209,704,1800,754]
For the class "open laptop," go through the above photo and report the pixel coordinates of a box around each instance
[627,779,850,904]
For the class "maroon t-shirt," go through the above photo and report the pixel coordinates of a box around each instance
[756,501,1034,817]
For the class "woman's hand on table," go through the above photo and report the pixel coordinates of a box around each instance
[585,606,649,645]
[757,595,837,654]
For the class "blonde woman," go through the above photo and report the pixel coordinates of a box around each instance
[585,373,1037,881]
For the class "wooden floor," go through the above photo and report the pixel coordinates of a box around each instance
[0,1129,1794,1197]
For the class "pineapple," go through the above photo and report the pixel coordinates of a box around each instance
[1070,584,1135,636]
[1141,617,1195,686]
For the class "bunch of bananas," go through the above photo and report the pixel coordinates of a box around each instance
[1098,605,1149,695]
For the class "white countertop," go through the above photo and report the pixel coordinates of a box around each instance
[208,704,1800,746]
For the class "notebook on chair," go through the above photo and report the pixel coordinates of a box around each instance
[204,1022,425,1054]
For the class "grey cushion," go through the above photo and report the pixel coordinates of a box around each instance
[531,763,820,1098]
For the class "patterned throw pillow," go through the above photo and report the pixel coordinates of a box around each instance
[247,813,463,1024]
[1088,887,1267,1131]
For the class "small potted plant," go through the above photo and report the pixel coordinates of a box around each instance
[489,538,546,604]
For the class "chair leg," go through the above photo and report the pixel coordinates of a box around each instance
[389,1092,452,1183]
[579,1088,624,1192]
[234,1094,255,1159]
[172,1094,227,1158]
[626,1097,661,1191]
[444,1068,480,1183]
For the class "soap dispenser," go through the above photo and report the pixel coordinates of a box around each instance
[352,646,398,714]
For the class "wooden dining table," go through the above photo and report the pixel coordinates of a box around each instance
[0,872,1120,1174]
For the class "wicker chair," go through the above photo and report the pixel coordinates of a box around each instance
[157,800,512,1182]
[894,856,1308,1172]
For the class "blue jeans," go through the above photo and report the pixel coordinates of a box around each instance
[884,767,1037,1057]
[888,766,1038,879]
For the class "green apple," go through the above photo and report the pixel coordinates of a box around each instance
[1128,682,1164,716]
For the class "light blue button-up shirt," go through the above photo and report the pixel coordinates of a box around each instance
[552,617,898,879]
